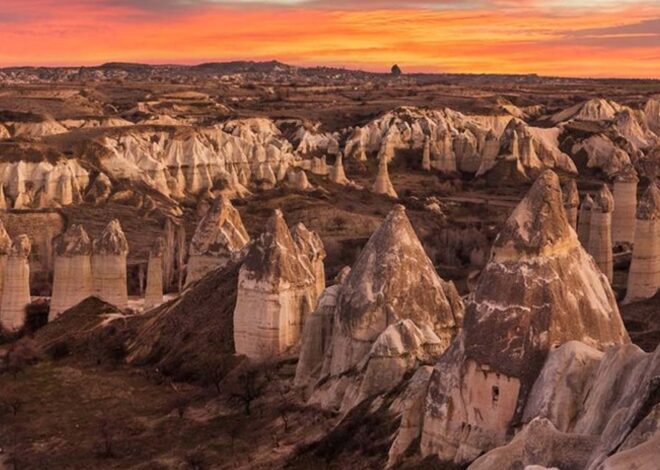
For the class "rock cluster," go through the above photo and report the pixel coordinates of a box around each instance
[388,171,628,466]
[471,340,660,469]
[186,197,249,286]
[233,210,320,360]
[295,205,463,413]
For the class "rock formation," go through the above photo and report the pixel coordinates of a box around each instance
[372,152,398,198]
[311,156,329,176]
[422,136,432,171]
[477,340,660,470]
[0,235,32,332]
[92,220,129,309]
[403,171,628,466]
[296,205,463,413]
[49,224,94,321]
[144,237,165,310]
[625,182,660,302]
[577,193,594,247]
[233,209,316,360]
[562,179,579,230]
[0,222,12,310]
[291,223,326,300]
[588,184,615,282]
[329,152,350,185]
[612,166,639,244]
[186,197,249,286]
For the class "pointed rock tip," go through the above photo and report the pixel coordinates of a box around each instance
[150,236,166,257]
[55,224,92,256]
[494,170,574,256]
[94,219,129,255]
[615,165,639,183]
[595,184,614,212]
[0,220,11,255]
[582,193,594,209]
[11,234,31,257]
[637,182,660,220]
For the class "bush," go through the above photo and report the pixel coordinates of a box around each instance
[47,340,71,361]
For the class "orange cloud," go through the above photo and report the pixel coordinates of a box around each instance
[0,2,658,78]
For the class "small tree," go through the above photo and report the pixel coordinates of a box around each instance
[225,361,272,416]
[391,64,402,76]
[96,417,116,459]
[3,337,40,378]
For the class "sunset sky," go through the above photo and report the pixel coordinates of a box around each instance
[0,0,658,78]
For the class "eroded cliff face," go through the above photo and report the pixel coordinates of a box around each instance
[295,205,463,414]
[388,171,629,466]
[233,209,318,360]
[343,107,577,179]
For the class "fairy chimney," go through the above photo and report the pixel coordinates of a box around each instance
[49,224,94,321]
[588,185,615,282]
[0,235,32,332]
[92,220,129,309]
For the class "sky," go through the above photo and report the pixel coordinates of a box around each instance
[0,0,658,78]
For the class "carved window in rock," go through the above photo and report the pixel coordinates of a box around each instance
[492,385,500,406]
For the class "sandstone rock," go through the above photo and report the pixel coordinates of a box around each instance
[49,224,94,321]
[329,152,350,185]
[612,166,639,244]
[0,185,8,210]
[588,184,615,282]
[0,235,32,332]
[286,168,313,191]
[311,156,329,176]
[625,182,660,302]
[517,339,660,470]
[468,418,597,470]
[92,220,129,309]
[421,136,432,171]
[387,366,435,467]
[300,205,462,413]
[85,172,112,204]
[561,179,579,230]
[291,223,326,300]
[186,197,249,286]
[0,221,12,309]
[233,209,316,360]
[578,193,594,248]
[372,152,398,198]
[144,237,165,310]
[417,171,628,464]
